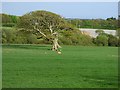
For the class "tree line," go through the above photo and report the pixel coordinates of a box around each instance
[1,13,118,30]
[65,17,117,30]
[1,11,120,47]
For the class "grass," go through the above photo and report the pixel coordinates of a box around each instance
[2,45,118,88]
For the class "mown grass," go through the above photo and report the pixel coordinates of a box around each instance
[2,45,118,88]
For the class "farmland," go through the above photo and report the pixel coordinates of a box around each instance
[2,45,118,88]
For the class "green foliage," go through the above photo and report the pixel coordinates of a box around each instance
[2,27,15,43]
[1,14,12,23]
[66,18,118,30]
[59,30,93,45]
[1,27,39,44]
[2,23,16,27]
[1,13,118,30]
[108,35,118,46]
[17,10,77,46]
[14,36,27,44]
[16,10,94,46]
[9,15,18,23]
[1,26,94,45]
[1,11,119,46]
[95,35,108,46]
[17,10,68,31]
[1,14,19,27]
[93,33,119,47]
[106,17,116,20]
[26,34,38,44]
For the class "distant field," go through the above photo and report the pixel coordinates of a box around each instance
[2,45,118,88]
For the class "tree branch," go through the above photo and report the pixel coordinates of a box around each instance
[37,29,47,38]
[33,26,47,38]
[49,25,53,34]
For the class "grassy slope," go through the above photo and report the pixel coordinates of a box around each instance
[2,45,118,88]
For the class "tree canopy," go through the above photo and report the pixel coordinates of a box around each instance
[18,10,73,31]
[17,10,75,52]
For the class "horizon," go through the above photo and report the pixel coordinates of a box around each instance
[1,12,117,20]
[2,2,118,19]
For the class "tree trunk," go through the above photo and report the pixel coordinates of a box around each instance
[51,32,61,52]
[52,37,61,51]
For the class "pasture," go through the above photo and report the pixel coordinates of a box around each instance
[2,45,118,88]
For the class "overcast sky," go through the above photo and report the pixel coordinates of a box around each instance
[2,2,118,19]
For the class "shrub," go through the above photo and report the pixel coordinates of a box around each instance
[95,35,108,46]
[108,35,118,46]
[59,29,93,45]
[2,23,16,27]
[2,28,16,44]
[59,36,72,45]
[26,34,38,44]
[1,27,94,46]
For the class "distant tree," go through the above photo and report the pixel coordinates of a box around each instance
[1,14,12,23]
[95,35,108,46]
[108,35,118,46]
[66,18,117,30]
[17,10,74,52]
[9,15,19,23]
[1,14,19,27]
[106,17,116,20]
[69,19,82,28]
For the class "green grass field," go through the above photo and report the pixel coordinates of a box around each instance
[2,45,118,88]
